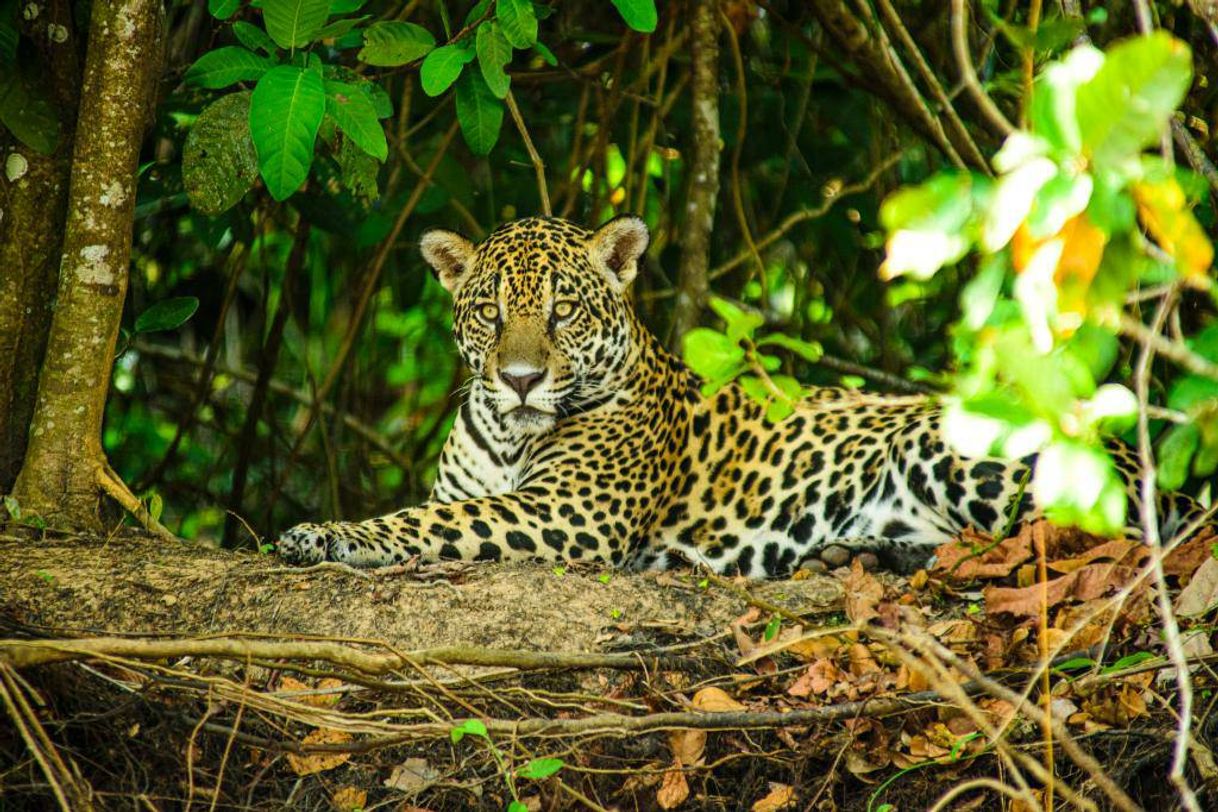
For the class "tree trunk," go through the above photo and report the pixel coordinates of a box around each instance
[9,0,163,529]
[0,2,82,493]
[668,0,722,348]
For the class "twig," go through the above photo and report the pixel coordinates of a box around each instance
[949,0,1015,137]
[97,463,177,544]
[1172,116,1218,200]
[1132,287,1204,812]
[719,9,766,293]
[0,636,695,673]
[505,90,550,216]
[1118,313,1218,381]
[815,353,937,395]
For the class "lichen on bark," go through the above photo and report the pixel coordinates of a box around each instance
[9,0,164,529]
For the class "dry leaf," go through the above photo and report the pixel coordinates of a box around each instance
[279,675,344,708]
[331,785,367,811]
[843,559,883,624]
[751,782,796,811]
[934,528,1032,580]
[691,686,746,713]
[286,729,353,776]
[847,643,880,676]
[384,757,438,792]
[669,729,706,767]
[657,765,690,809]
[788,659,844,698]
[1176,557,1218,616]
[985,559,1141,617]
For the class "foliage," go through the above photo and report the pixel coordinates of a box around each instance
[449,718,564,810]
[879,32,1213,534]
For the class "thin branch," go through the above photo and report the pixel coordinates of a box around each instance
[1118,313,1218,381]
[950,0,1015,137]
[505,90,551,216]
[97,463,177,544]
[1132,287,1204,812]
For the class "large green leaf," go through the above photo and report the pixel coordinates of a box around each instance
[683,328,747,390]
[183,92,260,215]
[185,47,275,89]
[249,66,326,201]
[454,70,503,155]
[497,0,537,48]
[325,80,387,161]
[610,0,657,33]
[263,0,330,48]
[421,42,476,97]
[358,21,435,66]
[476,21,512,99]
[1076,32,1192,166]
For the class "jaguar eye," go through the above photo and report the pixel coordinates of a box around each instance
[553,300,576,320]
[477,303,500,323]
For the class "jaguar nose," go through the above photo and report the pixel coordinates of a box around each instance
[499,366,546,401]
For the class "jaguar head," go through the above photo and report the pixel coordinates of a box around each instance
[420,215,650,435]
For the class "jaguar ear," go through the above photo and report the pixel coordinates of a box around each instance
[589,215,649,289]
[420,229,476,294]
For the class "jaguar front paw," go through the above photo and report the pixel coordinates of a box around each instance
[275,522,334,565]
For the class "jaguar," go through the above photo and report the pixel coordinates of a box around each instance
[275,215,1204,576]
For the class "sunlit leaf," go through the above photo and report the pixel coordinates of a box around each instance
[684,328,747,391]
[708,297,763,343]
[1076,32,1192,165]
[517,757,564,779]
[1027,45,1103,155]
[1133,176,1214,284]
[756,333,823,363]
[982,156,1057,252]
[420,42,476,96]
[325,80,387,160]
[1034,441,1126,534]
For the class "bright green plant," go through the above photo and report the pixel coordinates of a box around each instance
[683,297,824,422]
[449,719,564,811]
[879,32,1213,534]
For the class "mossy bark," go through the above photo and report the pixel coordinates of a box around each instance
[9,0,163,529]
[669,0,721,347]
[0,2,82,492]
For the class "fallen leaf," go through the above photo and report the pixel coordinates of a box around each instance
[1165,529,1218,578]
[933,528,1032,580]
[985,559,1141,617]
[669,729,706,767]
[286,729,352,776]
[279,675,344,708]
[657,765,690,809]
[751,782,796,811]
[691,686,746,713]
[847,643,880,676]
[384,757,438,792]
[331,785,367,812]
[788,659,844,698]
[1176,557,1218,617]
[843,559,884,624]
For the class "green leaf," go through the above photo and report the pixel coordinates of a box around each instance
[450,718,488,743]
[465,0,493,26]
[533,41,557,66]
[683,328,747,388]
[763,614,781,641]
[508,803,529,812]
[3,495,20,520]
[1168,375,1218,412]
[358,20,435,66]
[708,297,763,343]
[1102,651,1156,673]
[1158,423,1200,491]
[420,42,476,96]
[232,21,279,55]
[330,0,366,12]
[610,0,658,33]
[1028,45,1103,155]
[454,69,503,155]
[325,80,387,160]
[0,71,61,154]
[516,757,564,780]
[135,297,200,333]
[263,0,331,48]
[880,172,984,280]
[476,21,512,99]
[249,65,326,200]
[183,92,260,215]
[185,47,275,89]
[335,136,381,201]
[497,0,538,48]
[756,333,823,363]
[1026,171,1093,239]
[1076,32,1193,166]
[209,0,240,19]
[1034,441,1126,535]
[147,492,164,523]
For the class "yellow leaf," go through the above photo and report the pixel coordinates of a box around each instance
[1135,177,1214,284]
[752,782,796,811]
[286,728,353,776]
[691,686,746,713]
[656,765,690,809]
[331,785,367,812]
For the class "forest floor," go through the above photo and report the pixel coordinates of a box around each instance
[0,524,1216,811]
